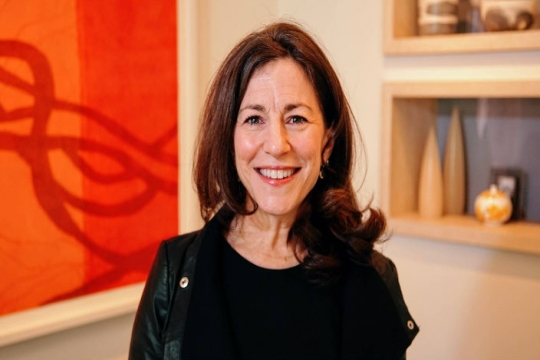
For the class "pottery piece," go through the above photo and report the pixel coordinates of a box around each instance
[457,0,486,33]
[418,0,460,35]
[474,184,513,225]
[418,126,444,218]
[481,0,539,31]
[443,107,466,215]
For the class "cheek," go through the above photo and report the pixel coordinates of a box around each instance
[234,131,256,165]
[298,135,325,165]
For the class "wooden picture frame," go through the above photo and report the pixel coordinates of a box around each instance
[490,167,527,221]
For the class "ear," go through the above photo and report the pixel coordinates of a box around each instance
[322,129,334,163]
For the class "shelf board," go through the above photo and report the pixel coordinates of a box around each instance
[384,30,540,55]
[389,213,540,256]
[383,80,540,100]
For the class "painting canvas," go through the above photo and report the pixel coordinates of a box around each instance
[0,0,178,316]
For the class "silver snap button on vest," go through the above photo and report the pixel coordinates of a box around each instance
[179,276,189,288]
[407,320,415,330]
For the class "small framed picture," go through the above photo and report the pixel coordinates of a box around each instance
[490,168,527,220]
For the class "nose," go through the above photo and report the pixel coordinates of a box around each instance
[263,120,290,157]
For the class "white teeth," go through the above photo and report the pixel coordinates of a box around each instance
[259,168,294,179]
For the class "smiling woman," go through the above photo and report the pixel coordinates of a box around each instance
[233,58,331,236]
[129,21,419,360]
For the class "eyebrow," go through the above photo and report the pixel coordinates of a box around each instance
[238,103,313,113]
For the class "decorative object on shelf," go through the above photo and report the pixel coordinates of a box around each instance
[443,106,466,215]
[480,0,539,31]
[418,0,460,35]
[458,0,486,32]
[474,184,513,225]
[490,167,527,220]
[418,126,444,218]
[458,0,473,32]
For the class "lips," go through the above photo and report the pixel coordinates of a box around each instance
[257,168,297,180]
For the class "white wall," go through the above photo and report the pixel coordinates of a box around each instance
[2,1,540,359]
[0,313,135,360]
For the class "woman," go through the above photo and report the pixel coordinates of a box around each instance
[130,21,418,359]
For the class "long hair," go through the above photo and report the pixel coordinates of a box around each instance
[194,21,386,284]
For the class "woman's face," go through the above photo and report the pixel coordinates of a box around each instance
[234,58,331,220]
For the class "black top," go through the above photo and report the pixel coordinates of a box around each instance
[221,239,341,359]
[130,213,418,360]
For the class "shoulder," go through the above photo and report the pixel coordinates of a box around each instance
[371,250,419,340]
[349,251,418,330]
[346,250,399,286]
[129,230,202,357]
[368,250,410,310]
[346,250,404,298]
[152,230,202,277]
[162,230,200,255]
[371,250,399,283]
[341,250,419,357]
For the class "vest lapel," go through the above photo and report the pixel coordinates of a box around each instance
[182,218,238,358]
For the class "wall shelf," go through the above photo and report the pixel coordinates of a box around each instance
[384,0,540,55]
[381,80,540,255]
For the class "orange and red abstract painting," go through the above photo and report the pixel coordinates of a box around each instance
[0,1,178,316]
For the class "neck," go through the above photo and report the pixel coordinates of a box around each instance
[226,212,303,269]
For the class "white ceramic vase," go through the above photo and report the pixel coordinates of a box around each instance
[418,126,444,218]
[443,106,466,215]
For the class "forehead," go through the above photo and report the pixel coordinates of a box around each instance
[241,58,318,105]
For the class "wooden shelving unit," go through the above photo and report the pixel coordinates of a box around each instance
[384,0,540,55]
[381,81,540,255]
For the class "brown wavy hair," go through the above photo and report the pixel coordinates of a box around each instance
[194,21,386,284]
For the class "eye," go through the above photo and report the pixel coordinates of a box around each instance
[244,116,262,125]
[288,115,307,124]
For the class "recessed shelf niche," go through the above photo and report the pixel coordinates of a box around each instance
[383,0,540,55]
[381,81,540,255]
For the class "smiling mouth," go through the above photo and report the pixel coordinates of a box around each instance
[257,168,298,180]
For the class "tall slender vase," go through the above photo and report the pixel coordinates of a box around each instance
[443,106,466,215]
[418,126,444,218]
